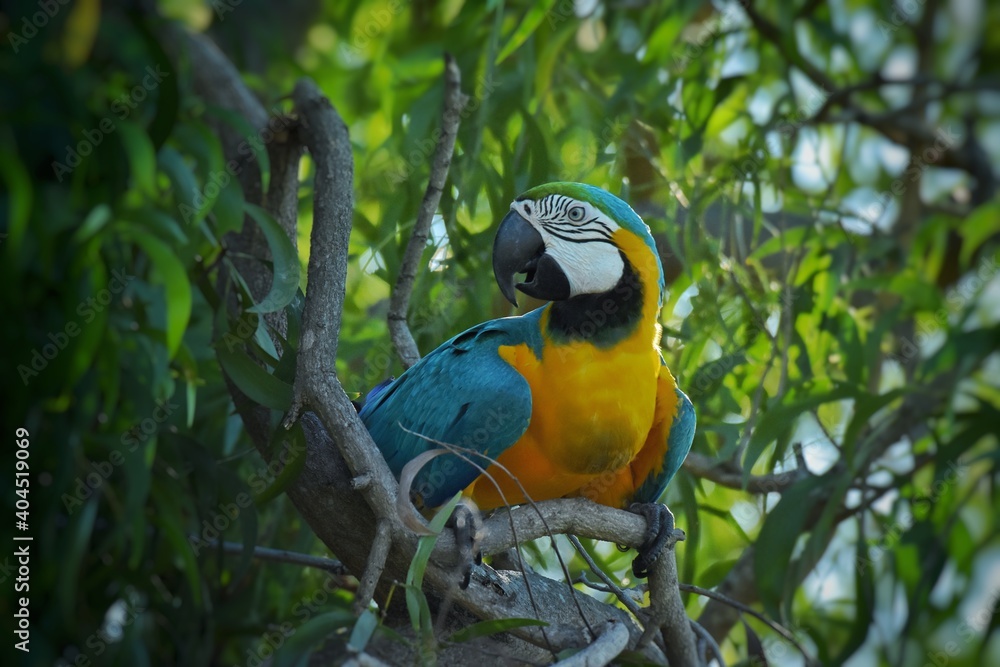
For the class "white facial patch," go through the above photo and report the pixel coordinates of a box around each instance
[512,196,625,297]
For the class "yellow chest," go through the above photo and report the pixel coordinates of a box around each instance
[497,316,661,476]
[466,230,668,510]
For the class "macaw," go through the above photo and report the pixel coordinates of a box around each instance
[359,182,695,576]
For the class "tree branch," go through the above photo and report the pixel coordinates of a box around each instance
[552,620,629,666]
[284,78,404,612]
[209,540,350,576]
[647,540,701,666]
[683,451,807,494]
[742,1,836,93]
[388,54,468,369]
[695,381,951,646]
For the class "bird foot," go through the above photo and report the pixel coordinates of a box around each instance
[628,502,685,579]
[446,501,484,589]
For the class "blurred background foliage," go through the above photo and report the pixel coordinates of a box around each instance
[2,0,999,665]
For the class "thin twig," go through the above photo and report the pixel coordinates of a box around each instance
[690,619,726,667]
[683,451,807,494]
[208,540,350,575]
[356,521,393,614]
[568,535,643,617]
[388,54,468,369]
[682,583,811,662]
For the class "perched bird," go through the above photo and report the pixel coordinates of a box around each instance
[360,182,695,576]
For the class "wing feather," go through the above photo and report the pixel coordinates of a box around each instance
[359,318,536,508]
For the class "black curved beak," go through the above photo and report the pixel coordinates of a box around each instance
[492,210,570,307]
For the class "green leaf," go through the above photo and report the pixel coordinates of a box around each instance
[495,0,556,64]
[214,174,246,237]
[755,477,826,619]
[57,497,99,628]
[154,503,203,605]
[216,344,293,410]
[959,201,1000,268]
[128,229,192,358]
[0,135,32,261]
[750,226,812,261]
[347,609,379,653]
[842,388,906,466]
[125,435,156,569]
[245,203,301,314]
[272,610,356,667]
[743,383,858,485]
[742,618,769,667]
[406,493,462,635]
[118,119,158,197]
[72,203,112,244]
[206,104,271,193]
[447,618,548,644]
[253,421,307,505]
[831,530,875,666]
[158,146,202,223]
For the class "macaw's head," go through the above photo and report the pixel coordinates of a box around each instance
[492,182,665,307]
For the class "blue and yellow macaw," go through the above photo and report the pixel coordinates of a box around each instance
[359,182,695,576]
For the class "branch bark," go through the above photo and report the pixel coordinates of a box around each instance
[648,541,701,666]
[285,78,402,612]
[388,54,468,369]
[683,451,807,494]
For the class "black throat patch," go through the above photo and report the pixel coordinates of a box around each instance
[546,251,645,347]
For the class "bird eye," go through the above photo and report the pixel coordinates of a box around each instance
[567,205,585,222]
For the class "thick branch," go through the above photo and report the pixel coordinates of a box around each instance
[388,54,468,369]
[433,499,648,561]
[648,542,701,666]
[286,79,401,610]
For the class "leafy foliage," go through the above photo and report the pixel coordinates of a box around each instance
[3,0,999,665]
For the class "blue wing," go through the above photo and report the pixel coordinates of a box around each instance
[632,387,696,504]
[359,313,542,508]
